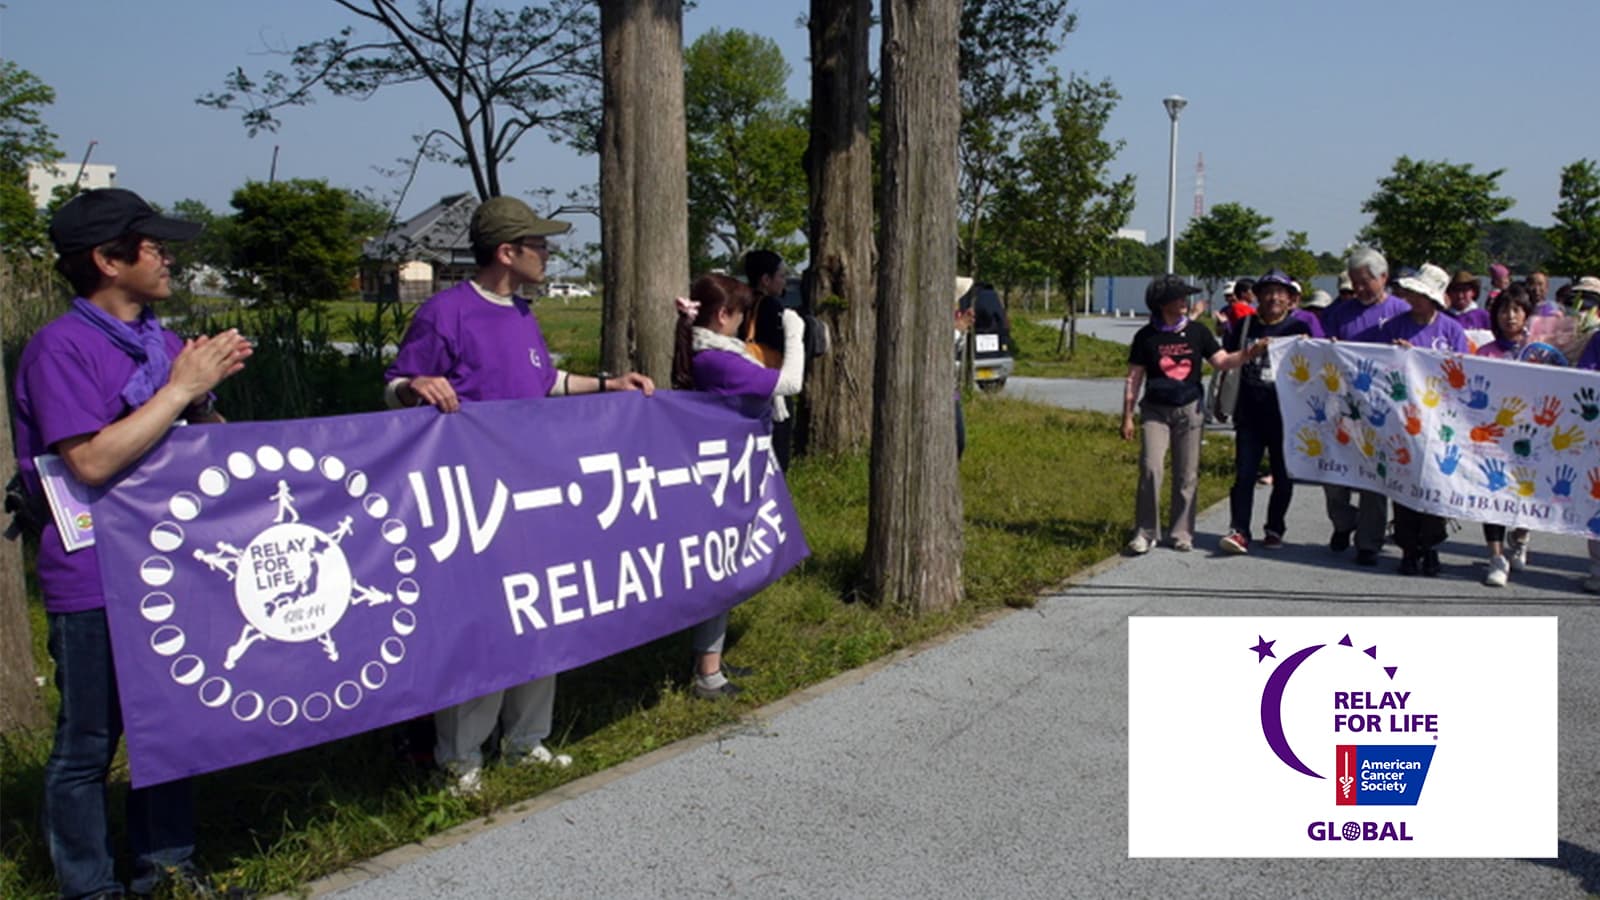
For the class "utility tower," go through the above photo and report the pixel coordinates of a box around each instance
[1193,152,1206,220]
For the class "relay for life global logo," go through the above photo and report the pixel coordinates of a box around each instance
[1129,617,1556,857]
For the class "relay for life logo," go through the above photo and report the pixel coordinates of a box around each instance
[1129,617,1556,858]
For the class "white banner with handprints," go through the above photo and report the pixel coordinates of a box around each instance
[1269,339,1600,538]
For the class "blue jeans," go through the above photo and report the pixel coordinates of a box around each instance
[44,609,194,898]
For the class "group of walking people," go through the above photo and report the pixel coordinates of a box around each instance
[1124,247,1600,592]
[13,187,803,897]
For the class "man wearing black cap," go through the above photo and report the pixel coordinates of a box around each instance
[1122,275,1264,554]
[384,195,653,796]
[14,188,253,897]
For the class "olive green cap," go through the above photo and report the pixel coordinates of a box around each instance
[469,196,571,250]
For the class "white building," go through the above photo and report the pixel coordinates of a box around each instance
[1115,227,1148,243]
[27,162,117,207]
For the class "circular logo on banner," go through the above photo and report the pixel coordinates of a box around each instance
[137,445,420,728]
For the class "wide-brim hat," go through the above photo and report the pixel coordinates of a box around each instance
[1449,269,1478,289]
[1337,271,1354,291]
[1145,274,1202,310]
[1304,289,1334,309]
[469,196,571,250]
[49,188,202,255]
[955,276,974,305]
[1394,263,1450,308]
[1572,275,1600,296]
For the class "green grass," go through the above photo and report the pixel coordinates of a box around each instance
[0,395,1233,900]
[1010,316,1130,379]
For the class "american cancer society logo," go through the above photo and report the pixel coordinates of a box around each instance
[136,445,419,728]
[1128,617,1557,858]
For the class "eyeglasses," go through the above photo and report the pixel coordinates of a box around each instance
[517,239,551,253]
[139,240,173,261]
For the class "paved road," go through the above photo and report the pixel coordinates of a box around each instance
[310,359,1600,899]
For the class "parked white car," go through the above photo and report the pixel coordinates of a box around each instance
[546,282,593,298]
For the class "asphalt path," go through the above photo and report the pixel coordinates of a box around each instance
[307,319,1600,899]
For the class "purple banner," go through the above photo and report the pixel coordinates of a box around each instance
[94,391,809,787]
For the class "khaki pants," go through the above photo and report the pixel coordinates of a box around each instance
[1135,399,1204,545]
[434,675,556,773]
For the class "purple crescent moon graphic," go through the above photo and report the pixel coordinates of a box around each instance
[1260,643,1325,779]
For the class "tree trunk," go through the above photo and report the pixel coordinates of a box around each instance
[598,0,689,381]
[803,0,876,456]
[0,255,46,734]
[864,0,963,614]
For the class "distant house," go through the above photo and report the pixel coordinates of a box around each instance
[27,162,117,207]
[361,193,478,302]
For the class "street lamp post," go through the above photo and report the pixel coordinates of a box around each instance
[1162,95,1187,275]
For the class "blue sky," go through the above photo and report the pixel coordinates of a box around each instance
[7,0,1597,267]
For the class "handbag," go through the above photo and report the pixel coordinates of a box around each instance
[1210,314,1251,421]
[741,299,783,369]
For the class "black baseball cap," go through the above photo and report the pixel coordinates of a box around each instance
[49,188,202,255]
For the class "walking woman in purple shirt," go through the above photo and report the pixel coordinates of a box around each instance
[672,274,804,698]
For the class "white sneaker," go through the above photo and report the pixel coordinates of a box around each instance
[1483,555,1510,587]
[1126,534,1153,555]
[447,766,483,797]
[509,744,572,769]
[1508,540,1529,572]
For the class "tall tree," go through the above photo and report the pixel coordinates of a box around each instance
[957,0,1075,278]
[0,61,62,253]
[598,0,687,382]
[226,179,368,308]
[1177,202,1272,296]
[1100,236,1164,277]
[1480,218,1552,274]
[684,29,808,271]
[1266,230,1319,289]
[1548,158,1600,278]
[988,76,1134,318]
[866,0,962,614]
[804,0,877,455]
[1358,156,1512,270]
[199,0,601,200]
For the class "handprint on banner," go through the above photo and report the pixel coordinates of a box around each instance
[1289,354,1311,384]
[1366,398,1392,428]
[1439,423,1455,444]
[1421,376,1444,409]
[1552,424,1585,453]
[1359,425,1378,458]
[1495,396,1526,428]
[1437,444,1462,476]
[1480,458,1509,492]
[1534,395,1562,427]
[1381,371,1406,403]
[1513,466,1537,498]
[1376,456,1388,480]
[1342,391,1365,421]
[1465,375,1492,410]
[1441,357,1468,390]
[1306,395,1328,424]
[1511,424,1537,459]
[1351,358,1380,393]
[1548,464,1577,499]
[1321,362,1342,393]
[1470,422,1505,444]
[1402,403,1423,436]
[1575,387,1600,423]
[1589,467,1600,501]
[1335,418,1352,446]
[1296,426,1323,458]
[1386,434,1411,466]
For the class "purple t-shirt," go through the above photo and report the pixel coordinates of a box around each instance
[1377,312,1470,354]
[1323,294,1410,344]
[1475,338,1521,360]
[1578,334,1600,371]
[1290,308,1326,338]
[689,349,779,397]
[13,311,187,613]
[1447,306,1491,331]
[386,281,557,402]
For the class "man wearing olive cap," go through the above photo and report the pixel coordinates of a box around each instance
[384,195,653,796]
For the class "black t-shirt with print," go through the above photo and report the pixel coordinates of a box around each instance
[1224,314,1312,422]
[1128,320,1220,407]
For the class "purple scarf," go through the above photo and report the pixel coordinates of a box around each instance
[70,297,171,409]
